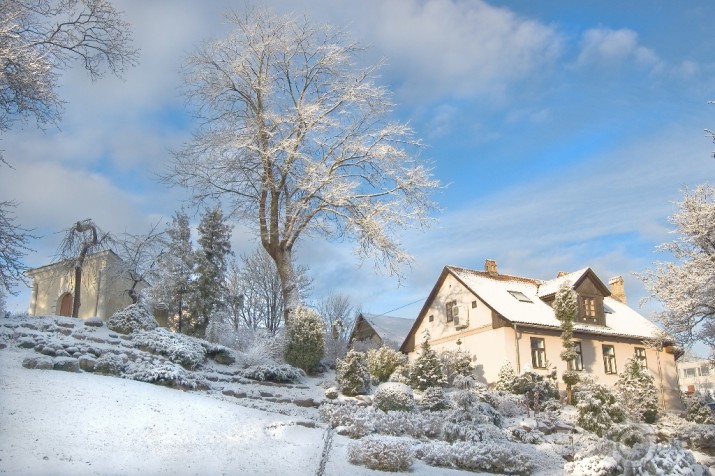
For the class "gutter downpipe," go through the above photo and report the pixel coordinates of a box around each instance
[513,323,521,374]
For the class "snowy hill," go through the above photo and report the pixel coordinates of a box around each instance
[1,313,713,475]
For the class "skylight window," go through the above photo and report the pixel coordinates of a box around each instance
[508,290,533,303]
[604,304,615,314]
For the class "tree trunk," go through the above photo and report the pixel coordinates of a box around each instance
[72,264,82,317]
[274,247,299,326]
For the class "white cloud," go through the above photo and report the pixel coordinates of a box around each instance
[577,28,661,70]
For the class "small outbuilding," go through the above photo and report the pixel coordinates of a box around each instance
[349,312,415,349]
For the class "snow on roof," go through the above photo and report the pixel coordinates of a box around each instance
[536,268,590,298]
[361,313,415,345]
[449,266,660,340]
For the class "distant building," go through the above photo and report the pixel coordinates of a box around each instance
[678,357,714,397]
[26,250,143,320]
[400,260,683,412]
[349,312,415,350]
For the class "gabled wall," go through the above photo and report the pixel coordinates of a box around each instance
[27,252,140,320]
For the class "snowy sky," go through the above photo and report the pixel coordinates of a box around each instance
[3,0,714,333]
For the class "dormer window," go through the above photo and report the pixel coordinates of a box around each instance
[576,294,605,325]
[508,290,533,303]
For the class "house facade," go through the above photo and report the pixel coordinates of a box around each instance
[400,260,683,412]
[26,250,142,320]
[677,357,714,397]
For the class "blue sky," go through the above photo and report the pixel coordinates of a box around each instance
[2,0,714,350]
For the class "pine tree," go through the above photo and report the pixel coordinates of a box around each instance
[336,350,371,396]
[190,207,232,337]
[615,357,659,423]
[409,338,446,390]
[554,281,579,404]
[149,210,194,333]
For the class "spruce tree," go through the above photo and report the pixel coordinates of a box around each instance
[409,338,446,390]
[615,357,659,423]
[190,207,232,337]
[149,210,194,333]
[554,281,579,404]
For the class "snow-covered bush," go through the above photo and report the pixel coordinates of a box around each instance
[241,363,304,383]
[567,439,707,476]
[658,413,715,454]
[320,402,375,438]
[409,339,446,390]
[336,350,370,396]
[123,360,201,390]
[348,435,413,472]
[373,382,415,412]
[443,419,505,444]
[132,328,206,369]
[511,370,559,410]
[372,411,445,439]
[607,422,650,447]
[416,440,534,475]
[494,393,526,418]
[107,304,158,335]
[94,353,128,375]
[683,393,715,424]
[283,306,324,373]
[495,362,517,392]
[575,381,626,437]
[615,358,659,423]
[387,364,410,384]
[367,346,406,383]
[439,349,472,385]
[419,386,449,411]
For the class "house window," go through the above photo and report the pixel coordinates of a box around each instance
[634,347,647,368]
[603,345,617,374]
[531,337,547,369]
[445,301,456,323]
[428,314,434,323]
[471,300,477,308]
[569,341,584,371]
[582,297,596,319]
[508,290,533,303]
[699,365,711,377]
[683,368,697,378]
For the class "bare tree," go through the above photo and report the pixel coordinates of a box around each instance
[225,245,311,334]
[0,0,138,140]
[0,200,34,294]
[56,218,111,317]
[317,292,357,363]
[641,185,715,356]
[112,222,165,304]
[165,8,439,323]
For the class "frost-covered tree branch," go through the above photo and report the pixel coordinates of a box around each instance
[164,8,439,321]
[112,222,165,305]
[640,185,715,356]
[0,200,35,294]
[0,0,138,136]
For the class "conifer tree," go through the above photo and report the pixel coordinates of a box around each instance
[149,210,194,333]
[495,362,517,392]
[409,337,446,390]
[190,207,232,337]
[615,357,659,423]
[554,281,579,404]
[284,306,325,373]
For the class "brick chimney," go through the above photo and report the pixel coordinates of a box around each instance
[484,259,498,276]
[609,276,626,304]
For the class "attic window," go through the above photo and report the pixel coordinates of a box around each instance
[508,290,532,303]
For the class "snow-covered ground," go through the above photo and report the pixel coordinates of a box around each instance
[0,316,477,475]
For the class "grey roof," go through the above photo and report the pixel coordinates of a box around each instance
[361,313,415,345]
